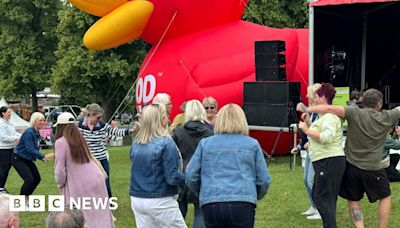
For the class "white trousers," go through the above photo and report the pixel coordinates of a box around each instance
[131,195,187,228]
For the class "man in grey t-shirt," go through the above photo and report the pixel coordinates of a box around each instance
[298,89,400,228]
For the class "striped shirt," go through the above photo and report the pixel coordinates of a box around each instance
[78,118,130,160]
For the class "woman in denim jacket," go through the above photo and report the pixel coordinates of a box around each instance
[186,104,271,228]
[12,112,54,199]
[130,104,187,228]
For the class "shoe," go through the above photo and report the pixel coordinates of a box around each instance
[0,188,9,194]
[301,207,318,215]
[307,213,322,220]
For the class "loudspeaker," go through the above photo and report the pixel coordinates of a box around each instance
[255,41,285,54]
[256,67,286,81]
[243,103,298,127]
[255,54,286,67]
[243,82,301,105]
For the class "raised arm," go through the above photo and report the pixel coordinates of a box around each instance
[305,105,345,118]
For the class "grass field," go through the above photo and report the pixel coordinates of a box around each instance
[5,146,400,227]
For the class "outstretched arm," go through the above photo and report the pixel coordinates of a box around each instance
[305,105,346,118]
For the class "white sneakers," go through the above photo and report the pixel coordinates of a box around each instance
[301,206,321,220]
[306,213,322,220]
[301,206,319,215]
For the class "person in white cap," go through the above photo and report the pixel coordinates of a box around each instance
[54,112,115,228]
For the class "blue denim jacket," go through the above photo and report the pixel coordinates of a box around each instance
[130,136,185,198]
[186,134,271,207]
[15,127,44,161]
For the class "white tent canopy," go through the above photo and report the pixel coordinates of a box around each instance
[0,98,30,129]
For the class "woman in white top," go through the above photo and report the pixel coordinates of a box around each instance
[0,106,21,193]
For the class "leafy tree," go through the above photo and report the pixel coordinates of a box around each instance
[0,0,61,110]
[243,0,308,28]
[52,5,149,119]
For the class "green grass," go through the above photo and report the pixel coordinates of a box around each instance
[6,146,400,227]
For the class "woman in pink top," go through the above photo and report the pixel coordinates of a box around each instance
[54,112,114,228]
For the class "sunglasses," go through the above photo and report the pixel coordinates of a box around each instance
[204,107,215,110]
[91,114,103,120]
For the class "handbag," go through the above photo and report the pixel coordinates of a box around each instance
[90,155,108,179]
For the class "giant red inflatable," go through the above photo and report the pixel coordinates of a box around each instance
[68,0,309,155]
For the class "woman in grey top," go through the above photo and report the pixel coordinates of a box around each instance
[0,106,21,193]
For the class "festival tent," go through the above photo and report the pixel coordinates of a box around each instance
[0,98,31,129]
[309,0,400,106]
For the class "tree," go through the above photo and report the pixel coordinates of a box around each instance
[243,0,308,28]
[0,0,61,111]
[52,4,149,119]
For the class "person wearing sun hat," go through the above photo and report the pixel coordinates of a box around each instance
[54,112,115,228]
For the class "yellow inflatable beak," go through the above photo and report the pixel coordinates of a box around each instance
[68,0,129,17]
[82,0,154,50]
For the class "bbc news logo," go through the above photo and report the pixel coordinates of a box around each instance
[9,195,118,212]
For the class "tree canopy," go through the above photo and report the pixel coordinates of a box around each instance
[0,0,61,110]
[51,4,149,117]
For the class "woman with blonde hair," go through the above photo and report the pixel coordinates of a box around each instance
[298,83,345,228]
[292,83,322,219]
[130,104,186,228]
[12,112,54,197]
[186,104,271,228]
[172,100,213,227]
[202,97,218,130]
[54,112,114,228]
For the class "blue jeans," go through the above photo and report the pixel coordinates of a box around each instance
[99,158,112,197]
[179,193,205,228]
[202,202,255,228]
[304,151,315,207]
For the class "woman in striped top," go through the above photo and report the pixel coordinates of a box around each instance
[78,103,133,198]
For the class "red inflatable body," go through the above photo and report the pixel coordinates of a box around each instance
[135,0,309,155]
[66,0,309,155]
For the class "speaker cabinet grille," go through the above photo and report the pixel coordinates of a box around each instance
[255,67,286,81]
[255,54,286,67]
[243,103,298,127]
[243,82,301,105]
[255,41,285,54]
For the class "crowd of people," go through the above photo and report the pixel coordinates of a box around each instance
[0,86,400,227]
[296,85,400,228]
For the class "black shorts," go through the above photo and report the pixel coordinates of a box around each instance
[339,162,391,203]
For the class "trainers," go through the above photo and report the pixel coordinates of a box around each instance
[307,213,322,220]
[301,207,318,215]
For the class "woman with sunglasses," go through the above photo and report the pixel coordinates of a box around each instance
[78,103,133,201]
[130,104,186,227]
[202,97,218,130]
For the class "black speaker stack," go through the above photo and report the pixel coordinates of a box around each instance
[255,40,286,81]
[244,41,300,127]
